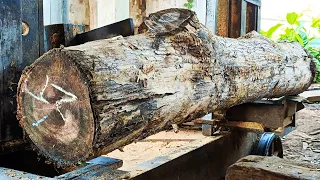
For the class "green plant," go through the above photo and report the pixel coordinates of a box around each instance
[261,12,320,83]
[184,0,194,9]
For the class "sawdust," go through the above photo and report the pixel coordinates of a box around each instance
[282,104,320,165]
[105,130,205,170]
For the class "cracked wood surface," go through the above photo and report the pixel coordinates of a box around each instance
[17,8,315,167]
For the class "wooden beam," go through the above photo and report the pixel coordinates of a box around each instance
[129,0,146,34]
[226,155,320,180]
[229,0,241,38]
[89,0,97,29]
[216,0,229,37]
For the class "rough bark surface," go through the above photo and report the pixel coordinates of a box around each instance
[17,8,315,167]
[226,155,320,180]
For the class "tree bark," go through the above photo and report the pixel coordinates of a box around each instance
[17,8,315,167]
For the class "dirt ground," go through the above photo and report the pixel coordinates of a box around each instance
[282,103,320,165]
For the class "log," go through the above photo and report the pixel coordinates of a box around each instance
[226,155,320,180]
[16,8,315,167]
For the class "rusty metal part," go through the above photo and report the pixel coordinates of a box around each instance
[216,0,229,37]
[193,119,265,132]
[226,99,302,130]
[201,114,215,136]
[44,24,86,51]
[57,156,127,179]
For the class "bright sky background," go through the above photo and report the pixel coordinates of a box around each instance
[261,0,320,31]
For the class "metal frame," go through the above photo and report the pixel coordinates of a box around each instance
[0,0,23,142]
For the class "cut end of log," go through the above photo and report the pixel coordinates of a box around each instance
[17,49,95,167]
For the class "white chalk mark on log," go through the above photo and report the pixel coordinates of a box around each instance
[56,104,67,122]
[25,75,50,104]
[50,83,78,121]
[32,116,48,127]
[51,84,78,103]
[40,75,49,97]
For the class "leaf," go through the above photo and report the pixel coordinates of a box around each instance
[312,18,320,28]
[260,30,267,36]
[265,24,283,38]
[286,12,299,25]
[298,30,309,45]
[184,3,189,8]
[284,27,295,40]
[309,37,315,42]
[294,32,304,46]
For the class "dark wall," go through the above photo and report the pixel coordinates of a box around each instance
[0,0,23,142]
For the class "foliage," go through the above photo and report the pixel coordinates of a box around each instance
[184,0,194,9]
[261,12,320,83]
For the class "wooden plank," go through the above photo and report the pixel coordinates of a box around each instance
[130,0,146,33]
[89,0,97,29]
[226,155,320,180]
[246,2,257,33]
[216,0,229,36]
[229,0,241,38]
[226,103,286,129]
[193,119,265,132]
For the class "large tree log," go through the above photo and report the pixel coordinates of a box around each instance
[16,8,315,167]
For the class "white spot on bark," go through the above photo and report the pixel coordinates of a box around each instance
[32,116,48,127]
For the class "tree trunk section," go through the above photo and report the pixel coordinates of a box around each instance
[17,8,315,167]
[226,155,320,180]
